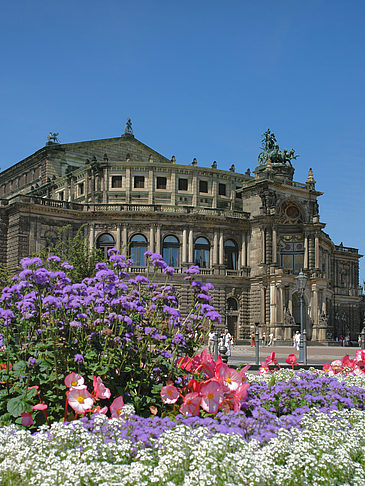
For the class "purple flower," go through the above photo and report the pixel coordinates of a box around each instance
[74,354,84,364]
[28,357,37,367]
[47,255,61,263]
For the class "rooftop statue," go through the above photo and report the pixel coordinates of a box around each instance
[124,118,133,136]
[257,129,299,166]
[47,132,59,143]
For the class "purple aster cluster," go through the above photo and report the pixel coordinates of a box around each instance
[0,250,219,420]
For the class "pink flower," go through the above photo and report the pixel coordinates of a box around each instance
[20,412,34,426]
[331,359,343,374]
[285,354,297,365]
[67,387,94,413]
[110,396,125,418]
[179,392,201,416]
[90,405,108,414]
[216,363,242,392]
[160,384,180,404]
[65,372,85,388]
[265,352,275,365]
[355,350,365,364]
[32,403,48,411]
[259,361,270,375]
[233,382,250,412]
[93,376,111,399]
[200,381,224,414]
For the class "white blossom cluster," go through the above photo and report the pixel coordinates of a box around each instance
[0,408,364,485]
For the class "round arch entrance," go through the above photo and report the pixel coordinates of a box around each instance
[292,292,311,340]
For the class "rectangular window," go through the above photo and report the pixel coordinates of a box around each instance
[156,176,167,189]
[59,191,64,201]
[219,183,226,196]
[111,176,122,188]
[78,182,84,195]
[178,178,188,191]
[199,180,208,193]
[134,176,145,188]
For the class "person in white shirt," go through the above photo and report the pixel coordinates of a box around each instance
[224,329,233,357]
[295,331,301,351]
[208,329,216,355]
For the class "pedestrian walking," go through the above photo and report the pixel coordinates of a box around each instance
[250,332,255,347]
[208,329,215,355]
[295,331,301,351]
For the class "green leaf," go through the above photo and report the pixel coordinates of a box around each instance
[7,396,26,417]
[12,360,27,373]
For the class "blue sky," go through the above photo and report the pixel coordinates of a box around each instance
[0,1,364,281]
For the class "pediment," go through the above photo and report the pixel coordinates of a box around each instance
[60,135,171,165]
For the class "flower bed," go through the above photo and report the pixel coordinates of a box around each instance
[1,252,365,484]
[0,370,365,485]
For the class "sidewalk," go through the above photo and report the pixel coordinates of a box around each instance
[226,344,362,367]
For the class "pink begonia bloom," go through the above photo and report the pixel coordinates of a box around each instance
[331,359,343,374]
[67,387,94,413]
[110,396,125,418]
[200,381,224,414]
[285,354,298,365]
[259,362,270,375]
[32,403,48,411]
[265,352,275,365]
[195,349,216,379]
[216,363,242,392]
[160,384,180,404]
[233,383,250,412]
[93,376,111,399]
[177,349,216,378]
[323,362,332,373]
[65,372,85,388]
[355,350,365,363]
[20,412,34,426]
[91,405,108,414]
[179,392,201,416]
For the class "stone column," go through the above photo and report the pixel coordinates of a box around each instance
[272,227,277,264]
[156,226,161,254]
[315,234,320,269]
[261,228,266,263]
[103,168,108,203]
[149,226,155,253]
[122,226,128,253]
[89,224,95,250]
[125,168,131,204]
[116,225,121,251]
[188,228,194,263]
[304,234,309,269]
[213,231,218,265]
[219,231,224,265]
[182,228,187,263]
[212,179,218,209]
[148,169,154,205]
[171,170,176,206]
[192,174,198,207]
[241,232,247,267]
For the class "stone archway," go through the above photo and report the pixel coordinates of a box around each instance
[292,292,311,340]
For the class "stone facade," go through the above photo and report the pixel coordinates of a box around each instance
[0,127,363,343]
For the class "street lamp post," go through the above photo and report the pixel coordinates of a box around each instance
[296,270,307,365]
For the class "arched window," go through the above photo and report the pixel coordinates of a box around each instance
[278,235,304,274]
[194,237,210,268]
[96,233,115,258]
[130,234,148,266]
[224,239,238,270]
[227,297,238,311]
[163,235,180,267]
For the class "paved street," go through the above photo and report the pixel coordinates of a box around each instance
[224,344,362,367]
